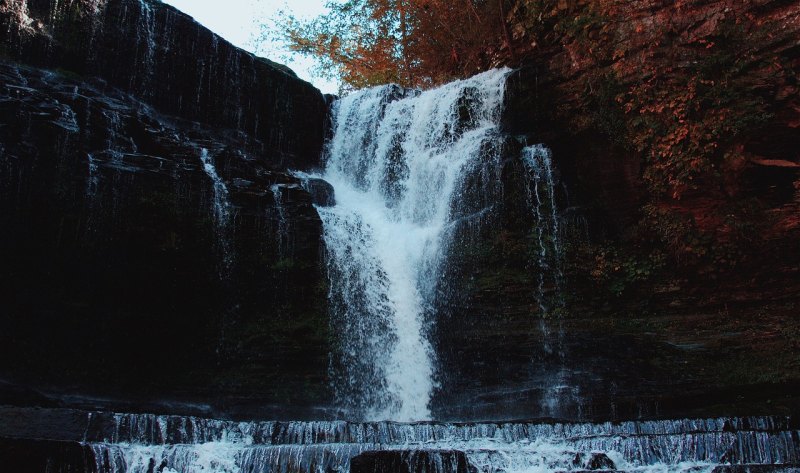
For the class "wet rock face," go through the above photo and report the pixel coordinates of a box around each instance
[712,466,800,473]
[350,450,474,473]
[432,0,800,423]
[582,452,616,471]
[1,0,327,170]
[0,61,330,415]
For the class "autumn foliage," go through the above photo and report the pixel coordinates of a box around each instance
[557,2,778,200]
[273,0,799,268]
[273,0,543,90]
[275,0,788,197]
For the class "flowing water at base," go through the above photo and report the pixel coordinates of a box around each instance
[59,412,800,473]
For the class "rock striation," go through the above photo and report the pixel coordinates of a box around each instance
[1,0,326,169]
[0,0,331,416]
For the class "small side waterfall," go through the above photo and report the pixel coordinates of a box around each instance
[86,152,99,199]
[270,184,291,260]
[199,148,231,229]
[522,144,564,314]
[128,0,156,93]
[138,0,155,71]
[314,68,512,421]
[520,144,572,418]
[199,148,233,271]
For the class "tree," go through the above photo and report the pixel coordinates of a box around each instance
[265,0,545,90]
[266,0,413,91]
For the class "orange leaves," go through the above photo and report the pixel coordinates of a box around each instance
[696,38,715,49]
[598,9,774,199]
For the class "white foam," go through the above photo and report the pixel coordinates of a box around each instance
[316,68,511,421]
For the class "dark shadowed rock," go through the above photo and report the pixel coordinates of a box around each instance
[573,452,617,471]
[1,0,327,170]
[0,438,97,473]
[304,178,336,207]
[585,453,616,470]
[350,450,474,473]
[0,60,330,416]
[454,86,481,135]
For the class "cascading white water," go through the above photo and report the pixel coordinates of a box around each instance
[199,148,231,228]
[39,408,796,473]
[315,68,512,421]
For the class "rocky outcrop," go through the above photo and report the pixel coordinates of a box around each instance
[579,452,616,471]
[0,0,332,416]
[1,0,326,169]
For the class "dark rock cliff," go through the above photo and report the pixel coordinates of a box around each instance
[1,0,326,168]
[431,0,800,421]
[0,0,331,417]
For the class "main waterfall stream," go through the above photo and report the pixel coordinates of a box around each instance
[314,68,511,422]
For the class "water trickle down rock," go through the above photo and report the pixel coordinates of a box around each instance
[521,143,577,419]
[86,152,99,200]
[270,184,291,260]
[121,0,156,95]
[521,143,564,313]
[199,147,233,274]
[1,0,328,170]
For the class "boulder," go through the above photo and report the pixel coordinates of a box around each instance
[585,453,616,471]
[303,178,336,207]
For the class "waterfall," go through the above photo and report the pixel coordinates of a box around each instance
[87,152,99,199]
[270,184,290,259]
[83,416,800,473]
[13,407,789,473]
[199,148,231,228]
[133,0,156,92]
[522,144,564,314]
[199,148,233,272]
[314,68,512,421]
